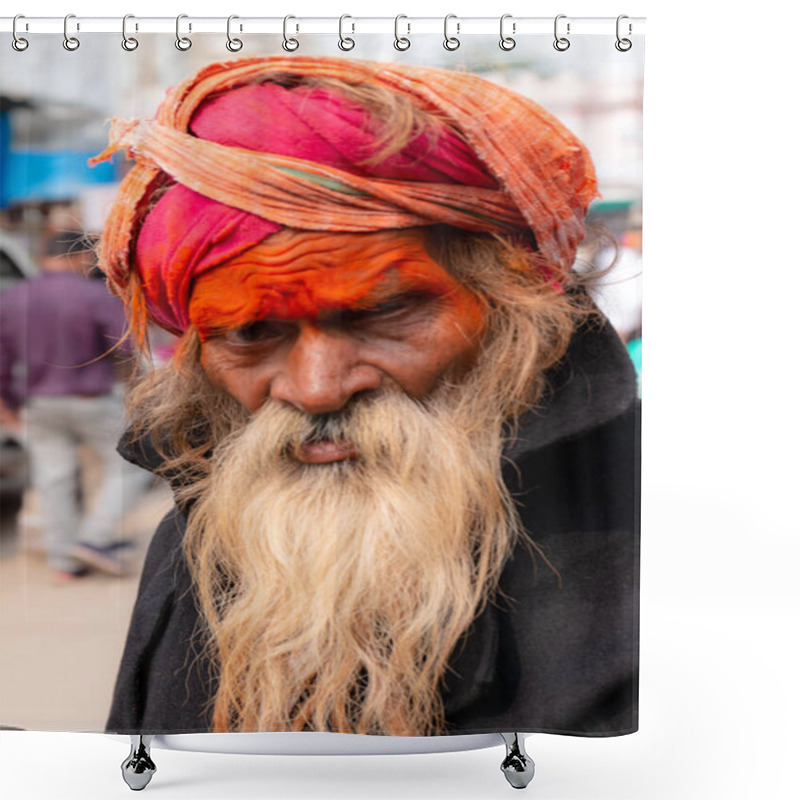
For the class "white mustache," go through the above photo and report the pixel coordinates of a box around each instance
[248,394,428,464]
[300,410,359,444]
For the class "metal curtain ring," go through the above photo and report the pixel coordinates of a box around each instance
[12,14,29,51]
[338,14,355,51]
[394,14,410,51]
[443,14,460,51]
[63,13,80,51]
[499,14,515,51]
[282,15,299,51]
[175,14,192,50]
[122,14,139,51]
[553,14,570,51]
[615,14,632,51]
[226,15,243,52]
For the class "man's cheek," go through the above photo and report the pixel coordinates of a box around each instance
[199,344,226,387]
[200,346,257,410]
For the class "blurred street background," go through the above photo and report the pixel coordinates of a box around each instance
[0,476,172,730]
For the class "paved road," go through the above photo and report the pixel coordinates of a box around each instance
[0,483,172,732]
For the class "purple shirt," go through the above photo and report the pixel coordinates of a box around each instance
[0,273,129,409]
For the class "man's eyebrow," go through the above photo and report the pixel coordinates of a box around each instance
[347,287,436,313]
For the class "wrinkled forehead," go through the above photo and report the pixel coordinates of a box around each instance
[187,228,478,337]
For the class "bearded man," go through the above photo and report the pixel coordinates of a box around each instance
[97,57,639,739]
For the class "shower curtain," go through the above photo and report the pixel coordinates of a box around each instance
[0,20,643,739]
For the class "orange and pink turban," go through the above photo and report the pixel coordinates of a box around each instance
[92,56,598,338]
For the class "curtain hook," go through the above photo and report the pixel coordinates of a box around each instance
[175,14,192,51]
[63,13,80,51]
[226,15,243,52]
[443,14,460,51]
[12,14,29,51]
[553,14,570,51]
[615,15,632,51]
[122,14,139,51]
[282,15,299,52]
[338,14,355,51]
[499,14,516,51]
[394,15,410,51]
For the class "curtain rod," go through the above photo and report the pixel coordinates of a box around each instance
[1,16,645,37]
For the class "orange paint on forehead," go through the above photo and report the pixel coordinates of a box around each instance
[188,229,484,339]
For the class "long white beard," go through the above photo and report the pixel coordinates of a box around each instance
[184,385,521,735]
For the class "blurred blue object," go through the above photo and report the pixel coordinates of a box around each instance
[626,337,642,389]
[1,148,115,208]
[1,103,116,208]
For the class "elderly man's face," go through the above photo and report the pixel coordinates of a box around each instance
[196,229,486,463]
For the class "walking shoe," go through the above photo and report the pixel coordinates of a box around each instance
[51,567,91,584]
[70,541,134,576]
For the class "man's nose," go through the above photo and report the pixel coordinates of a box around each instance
[268,324,382,415]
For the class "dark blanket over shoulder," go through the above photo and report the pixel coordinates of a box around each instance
[107,319,640,737]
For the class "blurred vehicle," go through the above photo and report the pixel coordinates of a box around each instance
[1,232,38,289]
[0,232,37,499]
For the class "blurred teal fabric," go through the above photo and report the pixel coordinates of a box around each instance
[626,337,642,395]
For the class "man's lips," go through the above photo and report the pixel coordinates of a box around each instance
[294,440,359,464]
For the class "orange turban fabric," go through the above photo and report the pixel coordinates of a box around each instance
[92,57,598,337]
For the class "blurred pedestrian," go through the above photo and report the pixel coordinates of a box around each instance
[0,231,139,581]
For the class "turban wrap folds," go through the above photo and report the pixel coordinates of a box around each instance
[91,56,598,337]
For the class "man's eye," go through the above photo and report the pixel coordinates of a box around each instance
[225,321,284,344]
